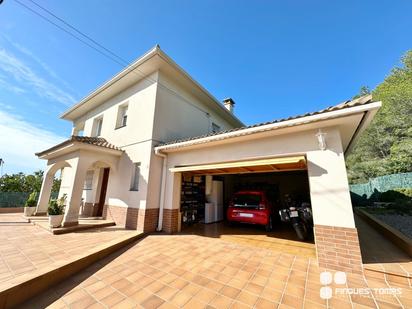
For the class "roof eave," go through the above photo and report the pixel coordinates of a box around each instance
[60,46,244,127]
[155,101,382,153]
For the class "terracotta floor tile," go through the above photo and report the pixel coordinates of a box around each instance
[156,285,179,301]
[195,287,219,304]
[141,294,165,309]
[230,301,252,309]
[209,294,233,309]
[236,290,259,307]
[243,282,264,295]
[130,288,152,304]
[254,297,278,308]
[170,291,192,307]
[70,295,98,309]
[100,291,125,307]
[206,280,225,293]
[182,297,207,309]
[221,285,241,299]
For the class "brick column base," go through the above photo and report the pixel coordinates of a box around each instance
[314,225,363,274]
[163,209,179,233]
[137,208,159,233]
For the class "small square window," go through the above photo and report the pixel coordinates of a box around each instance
[116,104,128,128]
[212,122,220,133]
[130,162,140,191]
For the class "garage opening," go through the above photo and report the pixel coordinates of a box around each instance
[173,156,316,257]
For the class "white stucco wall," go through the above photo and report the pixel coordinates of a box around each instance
[152,71,238,143]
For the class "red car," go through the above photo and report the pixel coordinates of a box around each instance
[227,190,274,231]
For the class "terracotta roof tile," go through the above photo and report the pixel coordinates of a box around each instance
[157,95,374,147]
[36,136,122,157]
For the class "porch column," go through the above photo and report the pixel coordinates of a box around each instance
[62,157,88,227]
[162,172,181,233]
[307,135,363,274]
[35,168,54,215]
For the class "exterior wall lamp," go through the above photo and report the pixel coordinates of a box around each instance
[316,129,327,151]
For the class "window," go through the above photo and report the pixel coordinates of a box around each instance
[212,122,220,133]
[130,162,141,191]
[116,104,128,128]
[93,117,103,137]
[84,170,94,190]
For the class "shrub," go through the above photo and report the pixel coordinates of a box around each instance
[25,191,37,207]
[48,194,66,216]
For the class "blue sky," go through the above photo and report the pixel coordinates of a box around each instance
[0,0,411,174]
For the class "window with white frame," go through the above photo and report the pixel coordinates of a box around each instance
[116,104,128,128]
[130,162,141,191]
[212,122,221,133]
[93,117,103,137]
[84,170,94,190]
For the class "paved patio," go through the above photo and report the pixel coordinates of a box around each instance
[0,213,138,284]
[17,230,412,308]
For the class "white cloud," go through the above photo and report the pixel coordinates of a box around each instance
[0,48,76,106]
[0,74,26,94]
[5,39,77,94]
[0,110,65,173]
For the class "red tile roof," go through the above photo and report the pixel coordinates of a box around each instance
[36,136,122,157]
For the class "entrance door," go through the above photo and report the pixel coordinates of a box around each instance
[96,168,110,217]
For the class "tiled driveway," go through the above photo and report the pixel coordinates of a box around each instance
[18,231,412,308]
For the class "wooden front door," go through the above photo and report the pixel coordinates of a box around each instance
[96,168,110,217]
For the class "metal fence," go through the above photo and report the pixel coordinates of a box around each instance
[0,192,58,208]
[350,172,412,198]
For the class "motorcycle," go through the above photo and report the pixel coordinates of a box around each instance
[279,197,313,240]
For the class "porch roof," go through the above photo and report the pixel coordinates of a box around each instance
[36,136,123,159]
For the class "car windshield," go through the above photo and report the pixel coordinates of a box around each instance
[233,194,261,207]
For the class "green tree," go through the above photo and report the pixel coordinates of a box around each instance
[347,50,412,183]
[0,170,61,192]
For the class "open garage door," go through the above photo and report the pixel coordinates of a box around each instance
[175,156,315,258]
[170,155,307,174]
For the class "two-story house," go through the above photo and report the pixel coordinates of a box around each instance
[35,45,381,273]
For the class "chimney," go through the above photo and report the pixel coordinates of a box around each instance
[223,98,235,113]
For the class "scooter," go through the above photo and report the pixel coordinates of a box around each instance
[279,198,313,240]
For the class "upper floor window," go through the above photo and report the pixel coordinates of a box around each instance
[116,104,128,129]
[130,162,140,191]
[92,117,103,137]
[212,122,221,133]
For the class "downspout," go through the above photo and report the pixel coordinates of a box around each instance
[155,149,167,231]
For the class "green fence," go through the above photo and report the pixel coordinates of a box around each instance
[0,192,58,208]
[350,172,412,199]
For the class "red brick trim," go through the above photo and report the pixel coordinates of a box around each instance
[103,205,127,227]
[102,205,159,231]
[163,209,179,234]
[314,224,363,274]
[137,208,159,232]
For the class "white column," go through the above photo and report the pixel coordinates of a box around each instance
[62,157,88,226]
[35,169,54,215]
[307,148,355,229]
